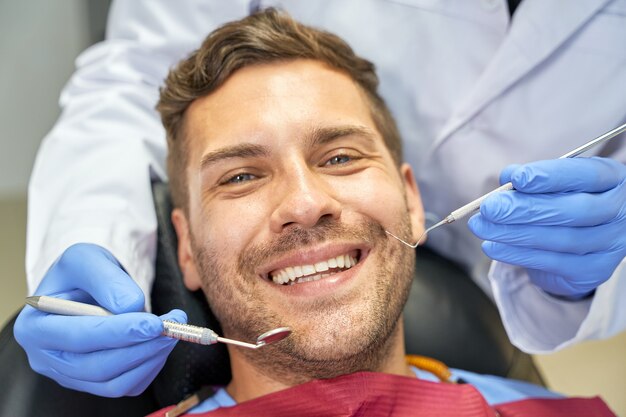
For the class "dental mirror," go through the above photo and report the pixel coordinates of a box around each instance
[255,327,292,346]
[216,327,292,349]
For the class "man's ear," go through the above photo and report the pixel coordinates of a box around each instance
[171,208,203,291]
[399,163,425,244]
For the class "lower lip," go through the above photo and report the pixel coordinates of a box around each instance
[263,253,368,298]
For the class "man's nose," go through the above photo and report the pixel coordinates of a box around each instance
[269,165,342,233]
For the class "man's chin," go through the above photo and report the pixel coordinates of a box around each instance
[239,315,402,386]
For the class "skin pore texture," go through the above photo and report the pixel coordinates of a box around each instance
[171,59,425,402]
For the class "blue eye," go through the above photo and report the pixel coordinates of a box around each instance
[327,155,351,165]
[226,173,256,184]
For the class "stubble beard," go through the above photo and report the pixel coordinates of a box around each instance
[191,213,415,386]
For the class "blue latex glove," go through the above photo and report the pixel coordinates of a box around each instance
[14,243,186,397]
[468,157,626,298]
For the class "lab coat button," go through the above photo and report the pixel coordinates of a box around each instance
[480,0,501,11]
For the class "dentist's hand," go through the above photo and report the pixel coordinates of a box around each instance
[468,157,626,298]
[14,243,186,397]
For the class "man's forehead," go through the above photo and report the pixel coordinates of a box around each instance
[183,59,376,152]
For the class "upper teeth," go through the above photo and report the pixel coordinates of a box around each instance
[271,253,357,285]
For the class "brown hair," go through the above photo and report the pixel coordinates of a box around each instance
[157,8,403,209]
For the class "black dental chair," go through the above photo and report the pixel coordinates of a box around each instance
[0,183,543,417]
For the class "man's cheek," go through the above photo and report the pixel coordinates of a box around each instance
[206,204,267,246]
[344,171,405,209]
[352,189,407,227]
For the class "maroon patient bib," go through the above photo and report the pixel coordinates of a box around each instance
[147,371,615,417]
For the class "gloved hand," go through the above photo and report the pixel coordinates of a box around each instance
[14,243,186,397]
[468,157,626,298]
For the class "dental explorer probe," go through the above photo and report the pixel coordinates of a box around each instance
[386,122,626,248]
[25,296,291,350]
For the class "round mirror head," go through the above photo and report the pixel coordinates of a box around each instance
[256,327,292,346]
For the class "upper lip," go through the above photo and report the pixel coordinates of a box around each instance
[256,242,370,279]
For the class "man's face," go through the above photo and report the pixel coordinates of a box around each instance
[173,59,424,381]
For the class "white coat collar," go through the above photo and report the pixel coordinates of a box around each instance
[433,0,612,147]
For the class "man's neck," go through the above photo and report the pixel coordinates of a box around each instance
[226,320,413,403]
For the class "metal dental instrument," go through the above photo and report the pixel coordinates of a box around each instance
[25,296,291,350]
[386,122,626,248]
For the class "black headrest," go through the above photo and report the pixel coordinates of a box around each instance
[150,183,231,405]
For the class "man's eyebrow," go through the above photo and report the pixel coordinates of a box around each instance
[307,125,378,148]
[199,126,377,171]
[200,143,269,171]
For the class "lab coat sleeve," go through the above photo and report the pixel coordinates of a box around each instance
[26,0,249,304]
[488,259,626,353]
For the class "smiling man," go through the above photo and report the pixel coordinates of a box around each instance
[150,9,613,417]
[171,57,420,397]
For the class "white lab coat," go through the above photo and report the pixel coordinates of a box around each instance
[27,0,626,353]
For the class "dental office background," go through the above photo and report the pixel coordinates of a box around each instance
[0,0,623,413]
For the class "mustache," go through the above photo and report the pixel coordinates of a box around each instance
[237,216,388,276]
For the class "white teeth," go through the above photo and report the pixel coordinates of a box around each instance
[270,252,359,285]
[302,265,316,275]
[294,266,303,277]
[314,261,329,272]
